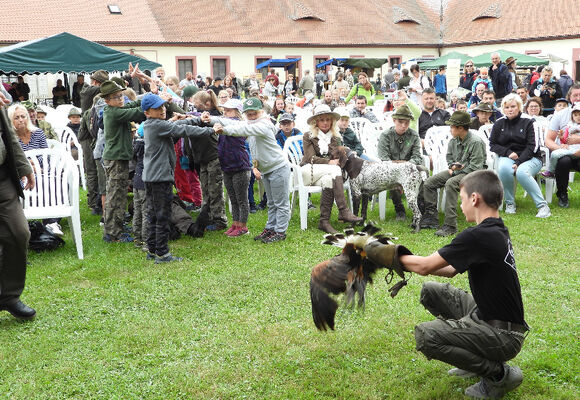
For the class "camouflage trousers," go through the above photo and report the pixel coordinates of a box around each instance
[103,159,129,239]
[80,139,99,210]
[132,188,148,243]
[199,158,227,225]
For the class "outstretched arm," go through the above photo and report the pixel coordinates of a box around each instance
[400,252,457,277]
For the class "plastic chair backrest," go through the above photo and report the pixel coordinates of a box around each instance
[22,149,78,210]
[349,117,369,141]
[424,125,452,156]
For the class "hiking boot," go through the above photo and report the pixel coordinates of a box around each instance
[155,253,184,264]
[558,194,569,208]
[146,252,156,260]
[465,364,523,399]
[395,209,407,221]
[262,232,286,243]
[448,368,478,379]
[419,214,439,229]
[102,233,134,243]
[504,203,516,214]
[435,224,457,237]
[535,204,551,218]
[249,204,258,214]
[254,229,274,241]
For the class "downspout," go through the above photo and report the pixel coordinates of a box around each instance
[437,0,443,56]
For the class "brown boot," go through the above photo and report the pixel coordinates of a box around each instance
[318,188,337,234]
[333,177,363,223]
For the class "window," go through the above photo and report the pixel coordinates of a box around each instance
[256,57,271,80]
[211,57,229,79]
[389,56,402,68]
[314,55,329,73]
[176,57,196,81]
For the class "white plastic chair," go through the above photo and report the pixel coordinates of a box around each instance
[349,117,370,141]
[57,127,86,190]
[283,135,321,230]
[55,104,77,115]
[424,126,452,211]
[46,139,65,151]
[534,121,556,203]
[44,110,68,131]
[282,135,352,230]
[474,125,495,171]
[22,149,83,259]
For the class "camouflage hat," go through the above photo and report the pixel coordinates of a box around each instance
[242,97,263,112]
[90,70,109,83]
[68,107,82,117]
[20,100,36,110]
[392,104,414,121]
[36,106,46,114]
[445,111,471,127]
[100,80,124,97]
[473,102,494,113]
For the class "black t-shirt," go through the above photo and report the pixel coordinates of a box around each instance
[438,217,526,325]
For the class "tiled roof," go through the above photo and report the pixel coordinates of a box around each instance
[441,0,580,45]
[0,0,577,47]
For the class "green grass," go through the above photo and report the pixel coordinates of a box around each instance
[1,179,579,399]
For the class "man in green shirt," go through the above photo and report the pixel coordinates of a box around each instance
[101,80,146,242]
[419,111,487,236]
[377,104,423,220]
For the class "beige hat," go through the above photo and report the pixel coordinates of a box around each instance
[307,104,340,125]
[334,107,350,119]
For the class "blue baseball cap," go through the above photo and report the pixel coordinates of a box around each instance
[141,93,166,112]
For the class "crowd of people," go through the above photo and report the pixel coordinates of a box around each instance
[1,50,578,399]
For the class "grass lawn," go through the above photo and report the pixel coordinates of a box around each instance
[1,178,578,399]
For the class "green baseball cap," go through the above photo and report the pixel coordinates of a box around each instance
[445,111,471,127]
[242,97,263,112]
[392,104,414,121]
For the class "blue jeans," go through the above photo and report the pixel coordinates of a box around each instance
[261,164,291,233]
[497,157,546,208]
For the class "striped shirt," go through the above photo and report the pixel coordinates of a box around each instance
[18,128,48,152]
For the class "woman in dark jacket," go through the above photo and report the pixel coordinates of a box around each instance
[283,74,298,99]
[459,60,477,99]
[489,93,550,218]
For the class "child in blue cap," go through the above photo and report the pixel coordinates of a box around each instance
[141,93,218,263]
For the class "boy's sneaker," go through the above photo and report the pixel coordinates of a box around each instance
[448,368,478,379]
[154,253,184,264]
[102,233,133,243]
[465,364,523,399]
[558,194,569,208]
[249,204,258,214]
[254,228,274,241]
[262,232,286,243]
[540,170,555,178]
[146,252,156,260]
[99,217,105,227]
[504,203,516,214]
[228,227,249,237]
[535,204,551,218]
[224,226,236,235]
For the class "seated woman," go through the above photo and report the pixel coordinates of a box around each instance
[523,97,548,125]
[300,104,363,233]
[7,103,64,235]
[489,94,551,218]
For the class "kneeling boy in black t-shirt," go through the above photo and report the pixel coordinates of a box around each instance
[400,170,528,399]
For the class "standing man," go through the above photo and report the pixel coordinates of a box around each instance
[72,75,87,108]
[0,92,36,319]
[15,76,30,101]
[489,53,512,103]
[299,69,315,95]
[434,66,447,100]
[179,72,195,89]
[402,170,528,399]
[244,73,260,98]
[419,111,487,236]
[315,69,327,99]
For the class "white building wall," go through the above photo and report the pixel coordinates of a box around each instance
[110,45,438,79]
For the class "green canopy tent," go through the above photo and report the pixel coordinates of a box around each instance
[419,51,471,70]
[0,32,161,74]
[471,50,548,68]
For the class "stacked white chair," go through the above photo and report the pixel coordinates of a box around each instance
[22,149,83,259]
[58,127,86,190]
[424,126,452,211]
[349,117,370,141]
